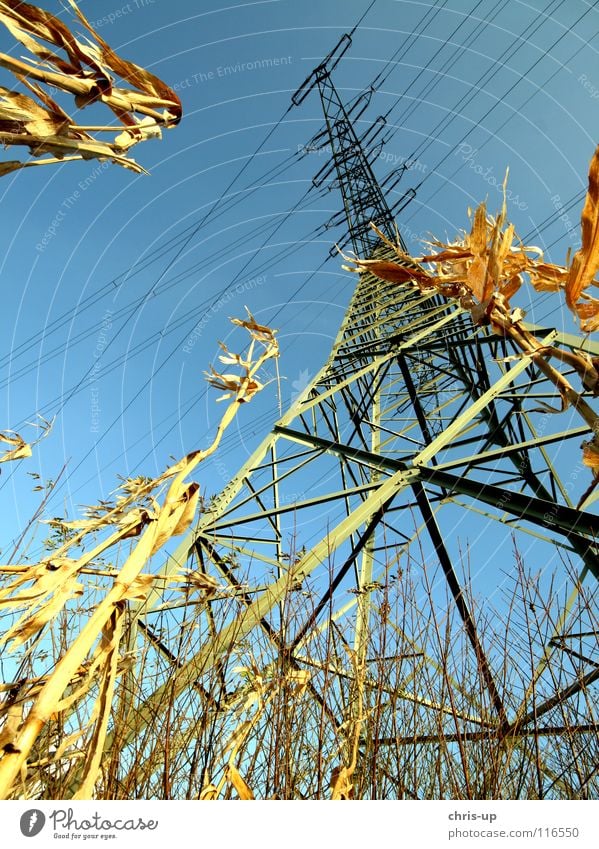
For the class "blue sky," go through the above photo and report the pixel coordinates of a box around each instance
[0,0,597,549]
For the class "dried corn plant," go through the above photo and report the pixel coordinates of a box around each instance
[160,547,598,800]
[329,648,365,800]
[342,146,599,494]
[0,312,278,800]
[0,0,182,176]
[0,415,53,464]
[200,661,311,800]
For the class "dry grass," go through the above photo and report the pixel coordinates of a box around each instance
[0,8,597,797]
[0,0,181,176]
[0,313,279,800]
[2,537,597,800]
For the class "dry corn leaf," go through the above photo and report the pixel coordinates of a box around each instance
[55,660,106,715]
[0,85,69,136]
[170,481,200,536]
[582,439,599,471]
[226,764,255,800]
[0,0,181,176]
[0,430,31,463]
[500,273,522,302]
[529,261,569,292]
[149,481,200,555]
[490,222,515,295]
[574,294,599,333]
[67,0,180,119]
[0,558,77,607]
[566,145,599,310]
[1,576,83,650]
[55,504,153,536]
[113,117,162,151]
[1,0,107,76]
[199,783,218,800]
[465,202,489,302]
[342,255,431,286]
[285,668,311,696]
[224,719,256,755]
[72,607,124,799]
[121,573,155,602]
[0,700,22,753]
[0,160,26,175]
[466,254,487,303]
[330,764,354,799]
[205,367,264,403]
[231,307,278,344]
[185,570,221,593]
[417,247,473,263]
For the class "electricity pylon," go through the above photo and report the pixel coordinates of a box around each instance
[118,36,599,798]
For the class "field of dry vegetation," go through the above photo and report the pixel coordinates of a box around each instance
[0,1,598,801]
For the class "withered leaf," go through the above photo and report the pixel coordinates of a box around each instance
[0,0,181,176]
[121,574,155,601]
[330,764,354,799]
[566,144,599,310]
[582,439,599,471]
[343,256,431,285]
[199,784,218,800]
[0,430,32,463]
[226,764,255,800]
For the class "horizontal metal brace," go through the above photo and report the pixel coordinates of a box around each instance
[432,425,591,471]
[273,426,599,550]
[203,481,379,532]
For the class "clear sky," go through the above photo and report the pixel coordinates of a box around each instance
[0,0,597,549]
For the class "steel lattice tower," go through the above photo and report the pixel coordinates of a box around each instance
[113,38,599,798]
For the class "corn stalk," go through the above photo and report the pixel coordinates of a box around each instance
[0,312,278,799]
[342,149,599,490]
[0,0,181,176]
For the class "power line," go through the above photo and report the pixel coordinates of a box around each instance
[1,146,303,374]
[1,186,323,395]
[403,0,584,207]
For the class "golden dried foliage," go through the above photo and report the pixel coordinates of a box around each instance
[226,764,255,800]
[343,148,599,490]
[330,763,354,800]
[0,315,278,800]
[0,430,32,463]
[0,416,52,465]
[566,145,599,330]
[206,308,278,403]
[0,0,181,176]
[329,649,364,800]
[198,663,311,800]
